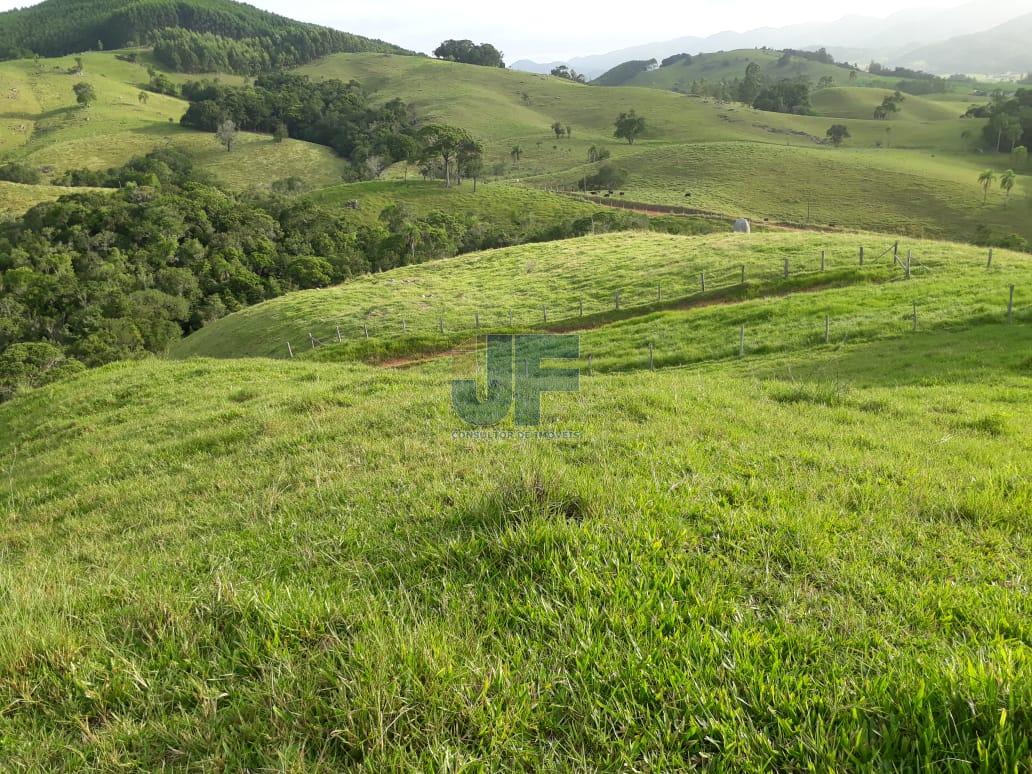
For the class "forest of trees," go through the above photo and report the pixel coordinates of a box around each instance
[0,148,652,370]
[151,27,404,74]
[0,0,409,62]
[179,74,421,176]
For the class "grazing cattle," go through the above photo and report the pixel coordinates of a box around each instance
[684,192,691,197]
[733,218,751,234]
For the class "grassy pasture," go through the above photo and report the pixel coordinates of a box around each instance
[608,49,900,90]
[294,53,1027,243]
[0,179,109,213]
[170,231,1029,361]
[0,51,349,208]
[1,314,1029,769]
[303,179,602,228]
[539,143,1031,242]
[812,86,973,122]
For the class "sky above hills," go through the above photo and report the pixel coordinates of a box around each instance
[0,0,1026,61]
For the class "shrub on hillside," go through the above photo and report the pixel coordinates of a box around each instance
[578,163,629,191]
[0,162,41,184]
[0,342,84,402]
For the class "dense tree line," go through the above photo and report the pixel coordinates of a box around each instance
[151,27,404,74]
[0,0,410,62]
[0,147,657,369]
[180,74,421,176]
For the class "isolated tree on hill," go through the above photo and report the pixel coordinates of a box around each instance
[550,65,586,83]
[818,76,834,89]
[1012,146,1028,168]
[137,90,148,105]
[419,124,473,187]
[216,119,238,152]
[978,169,996,204]
[510,144,522,164]
[458,137,484,191]
[432,40,504,68]
[272,122,289,143]
[587,145,610,163]
[614,110,645,144]
[1000,169,1016,205]
[848,69,857,82]
[826,124,850,146]
[73,82,96,109]
[874,91,904,120]
[738,62,762,104]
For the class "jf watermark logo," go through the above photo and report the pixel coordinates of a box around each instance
[452,334,579,426]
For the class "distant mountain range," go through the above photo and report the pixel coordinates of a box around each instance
[511,0,1032,78]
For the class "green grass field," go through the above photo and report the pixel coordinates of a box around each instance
[0,51,351,210]
[1,37,1031,766]
[603,49,901,90]
[536,143,1031,242]
[170,231,1029,362]
[2,292,1029,768]
[295,53,1029,245]
[812,86,974,121]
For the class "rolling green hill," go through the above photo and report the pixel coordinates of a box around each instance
[0,51,356,210]
[170,231,1029,361]
[0,0,408,61]
[2,237,1029,766]
[812,86,974,122]
[597,49,897,91]
[294,53,1030,245]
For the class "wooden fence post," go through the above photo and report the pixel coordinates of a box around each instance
[1008,285,1015,321]
[335,325,342,344]
[542,306,548,324]
[508,310,514,328]
[905,250,912,280]
[783,258,789,278]
[615,290,621,311]
[820,250,825,272]
[739,325,745,358]
[287,342,293,358]
[700,272,706,292]
[475,311,480,332]
[741,264,746,284]
[893,241,899,266]
[579,298,584,317]
[912,301,918,332]
[859,245,865,266]
[588,354,593,375]
[987,248,993,269]
[824,314,830,344]
[309,332,317,349]
[648,342,654,371]
[657,284,662,303]
[363,322,369,339]
[402,319,407,334]
[439,318,445,334]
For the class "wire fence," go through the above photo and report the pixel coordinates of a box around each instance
[287,243,1022,362]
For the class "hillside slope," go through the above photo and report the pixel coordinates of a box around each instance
[1,310,1029,768]
[899,12,1032,76]
[294,53,1029,245]
[0,0,408,60]
[171,231,1031,361]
